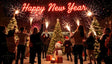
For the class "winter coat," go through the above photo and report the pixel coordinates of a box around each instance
[86,36,95,50]
[63,40,72,53]
[30,24,43,48]
[7,36,16,53]
[99,34,109,55]
[0,32,8,55]
[42,33,50,46]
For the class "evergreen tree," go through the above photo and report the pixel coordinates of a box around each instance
[89,17,102,59]
[89,17,102,36]
[7,16,19,42]
[47,19,64,54]
[7,16,19,33]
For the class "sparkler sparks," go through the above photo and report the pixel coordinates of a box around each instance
[30,17,33,25]
[65,23,70,32]
[76,19,80,26]
[87,11,92,17]
[15,10,19,14]
[45,19,49,29]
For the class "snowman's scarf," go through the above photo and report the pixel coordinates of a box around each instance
[54,48,62,55]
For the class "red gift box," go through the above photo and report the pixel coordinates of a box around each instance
[46,55,52,61]
[56,56,63,63]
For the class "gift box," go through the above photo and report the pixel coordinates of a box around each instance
[46,55,52,61]
[56,56,63,63]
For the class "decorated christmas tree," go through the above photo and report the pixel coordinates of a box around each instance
[7,14,19,42]
[47,19,64,54]
[89,17,102,36]
[7,16,19,33]
[89,17,102,58]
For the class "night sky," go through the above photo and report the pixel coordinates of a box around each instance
[0,0,112,31]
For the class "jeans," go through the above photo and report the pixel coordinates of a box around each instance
[16,45,25,64]
[73,45,83,64]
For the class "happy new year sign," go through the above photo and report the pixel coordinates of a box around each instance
[22,2,87,15]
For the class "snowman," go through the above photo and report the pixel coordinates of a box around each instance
[54,41,63,57]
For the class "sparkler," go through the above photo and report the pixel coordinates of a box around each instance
[90,25,97,36]
[15,10,19,15]
[87,11,92,17]
[65,23,70,32]
[30,17,33,25]
[76,19,80,26]
[45,21,49,29]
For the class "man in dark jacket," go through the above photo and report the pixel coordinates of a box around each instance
[30,22,43,64]
[0,26,8,64]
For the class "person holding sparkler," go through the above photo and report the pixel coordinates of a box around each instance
[30,19,44,64]
[42,30,50,59]
[70,25,85,64]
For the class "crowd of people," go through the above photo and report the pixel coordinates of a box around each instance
[0,23,112,64]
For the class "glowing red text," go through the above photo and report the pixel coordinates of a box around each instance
[48,3,66,12]
[21,2,87,14]
[22,3,45,15]
[67,2,87,13]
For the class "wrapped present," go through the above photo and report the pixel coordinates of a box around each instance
[46,55,52,61]
[56,56,63,63]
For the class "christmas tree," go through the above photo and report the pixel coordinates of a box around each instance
[7,16,19,33]
[47,19,64,54]
[89,17,102,36]
[7,15,19,42]
[89,17,102,58]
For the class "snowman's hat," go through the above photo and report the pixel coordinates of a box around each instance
[57,41,62,44]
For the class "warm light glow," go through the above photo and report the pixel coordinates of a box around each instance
[66,24,70,31]
[30,17,33,25]
[52,58,55,61]
[87,11,92,16]
[45,21,49,29]
[15,10,19,14]
[76,19,80,26]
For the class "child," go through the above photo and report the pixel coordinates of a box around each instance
[63,36,72,61]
